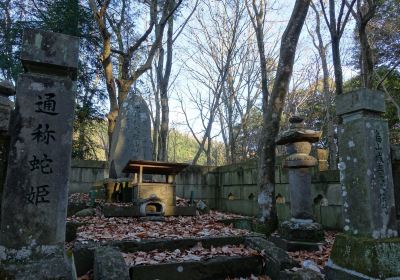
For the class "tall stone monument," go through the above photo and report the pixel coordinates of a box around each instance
[109,92,152,178]
[271,116,324,251]
[0,29,78,279]
[326,89,400,279]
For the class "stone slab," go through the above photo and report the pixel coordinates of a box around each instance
[0,73,75,248]
[103,205,141,217]
[129,255,264,280]
[73,235,257,276]
[109,93,152,178]
[336,89,386,116]
[278,220,324,242]
[269,235,323,252]
[244,236,299,279]
[94,247,129,280]
[21,29,79,77]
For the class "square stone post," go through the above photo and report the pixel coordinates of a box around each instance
[326,89,400,279]
[0,29,78,279]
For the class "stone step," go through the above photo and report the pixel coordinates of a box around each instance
[73,234,262,276]
[76,235,300,279]
[128,255,264,280]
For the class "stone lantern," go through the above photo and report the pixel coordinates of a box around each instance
[272,116,324,251]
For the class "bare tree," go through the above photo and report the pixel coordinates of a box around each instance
[88,0,182,154]
[319,0,356,95]
[248,0,311,228]
[179,0,247,165]
[150,0,199,162]
[346,0,377,88]
[307,1,337,168]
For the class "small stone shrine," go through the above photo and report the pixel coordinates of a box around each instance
[271,116,324,251]
[0,29,78,279]
[326,89,400,279]
[109,93,152,178]
[103,160,196,218]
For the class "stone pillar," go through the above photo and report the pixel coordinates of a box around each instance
[0,29,78,279]
[270,116,324,251]
[326,89,400,279]
[0,81,15,224]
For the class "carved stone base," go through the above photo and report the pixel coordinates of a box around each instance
[325,233,400,279]
[279,220,324,243]
[0,245,76,280]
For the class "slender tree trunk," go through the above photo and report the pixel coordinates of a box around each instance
[311,2,337,169]
[258,0,311,228]
[331,36,344,95]
[153,81,160,160]
[157,1,175,161]
[359,22,374,88]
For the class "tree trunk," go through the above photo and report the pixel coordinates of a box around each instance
[359,21,375,88]
[311,2,337,169]
[258,0,311,228]
[157,2,175,161]
[331,35,344,95]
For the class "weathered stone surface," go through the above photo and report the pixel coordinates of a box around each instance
[327,233,400,279]
[288,168,314,220]
[0,80,15,97]
[244,236,298,279]
[279,268,324,280]
[74,208,96,217]
[0,29,78,280]
[94,247,129,280]
[336,88,386,116]
[129,255,263,280]
[0,247,76,280]
[279,221,324,242]
[21,29,79,78]
[109,93,152,178]
[337,90,397,238]
[0,73,76,248]
[0,96,13,132]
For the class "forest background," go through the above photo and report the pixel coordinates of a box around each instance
[0,0,399,168]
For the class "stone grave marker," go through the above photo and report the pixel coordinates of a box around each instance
[109,92,152,178]
[326,89,400,279]
[0,29,78,279]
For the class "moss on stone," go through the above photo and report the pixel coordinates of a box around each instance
[330,233,400,278]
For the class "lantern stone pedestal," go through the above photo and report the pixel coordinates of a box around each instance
[269,116,324,251]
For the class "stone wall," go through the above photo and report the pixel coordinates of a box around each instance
[67,159,343,229]
[69,159,108,193]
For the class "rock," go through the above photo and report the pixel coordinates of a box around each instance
[74,208,96,217]
[196,200,207,210]
[94,246,129,280]
[302,260,321,274]
[244,236,299,279]
[279,268,324,280]
[279,220,324,242]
